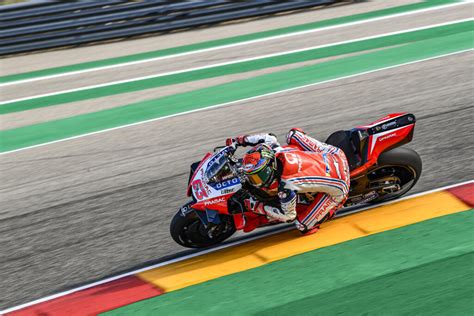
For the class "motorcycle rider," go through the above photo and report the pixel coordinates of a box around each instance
[226,128,350,235]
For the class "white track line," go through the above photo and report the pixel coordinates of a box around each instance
[1,179,472,314]
[1,1,470,87]
[1,48,472,156]
[2,18,472,105]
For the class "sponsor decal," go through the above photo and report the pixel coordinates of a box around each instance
[180,204,193,216]
[211,177,240,189]
[379,133,397,142]
[221,188,235,194]
[300,134,319,151]
[313,198,334,222]
[382,121,397,130]
[206,149,229,169]
[204,197,226,206]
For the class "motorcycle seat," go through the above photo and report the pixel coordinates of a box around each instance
[325,130,362,171]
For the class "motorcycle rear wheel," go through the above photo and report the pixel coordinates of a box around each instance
[368,147,422,203]
[170,209,236,248]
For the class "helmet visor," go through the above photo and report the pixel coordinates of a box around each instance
[246,165,273,187]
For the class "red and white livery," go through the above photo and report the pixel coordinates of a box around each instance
[170,113,421,248]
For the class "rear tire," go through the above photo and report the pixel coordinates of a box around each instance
[369,147,422,203]
[170,209,236,248]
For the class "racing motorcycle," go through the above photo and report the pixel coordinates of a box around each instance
[170,113,422,248]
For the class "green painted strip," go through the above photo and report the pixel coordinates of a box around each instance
[0,31,472,153]
[104,210,474,316]
[0,0,459,84]
[2,20,472,115]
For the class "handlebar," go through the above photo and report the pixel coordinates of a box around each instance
[213,145,227,152]
[214,141,242,154]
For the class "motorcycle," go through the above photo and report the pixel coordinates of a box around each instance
[170,113,422,248]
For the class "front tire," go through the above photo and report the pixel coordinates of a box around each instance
[170,209,236,248]
[369,147,422,203]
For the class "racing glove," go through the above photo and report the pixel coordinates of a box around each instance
[277,189,297,221]
[263,205,296,222]
[259,190,297,223]
[225,135,248,147]
[245,194,296,222]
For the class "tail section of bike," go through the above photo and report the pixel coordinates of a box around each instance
[326,113,421,205]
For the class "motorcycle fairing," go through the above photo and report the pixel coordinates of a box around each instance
[354,112,415,177]
[187,147,242,213]
[194,208,221,226]
[187,152,212,197]
[193,194,235,212]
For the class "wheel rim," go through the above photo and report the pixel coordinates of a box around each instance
[367,164,418,201]
[178,216,234,248]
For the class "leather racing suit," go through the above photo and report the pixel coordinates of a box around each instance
[236,129,350,234]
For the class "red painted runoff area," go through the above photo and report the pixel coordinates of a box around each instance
[448,182,474,207]
[6,276,163,316]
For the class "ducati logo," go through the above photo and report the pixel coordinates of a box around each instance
[382,121,397,130]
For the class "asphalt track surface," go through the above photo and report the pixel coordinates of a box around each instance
[1,1,474,310]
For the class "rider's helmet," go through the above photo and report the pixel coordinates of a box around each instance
[242,144,277,188]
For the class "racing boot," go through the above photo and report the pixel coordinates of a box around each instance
[244,196,266,215]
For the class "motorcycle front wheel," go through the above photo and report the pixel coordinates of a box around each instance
[170,208,236,248]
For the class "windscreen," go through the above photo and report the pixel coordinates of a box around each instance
[205,153,229,183]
